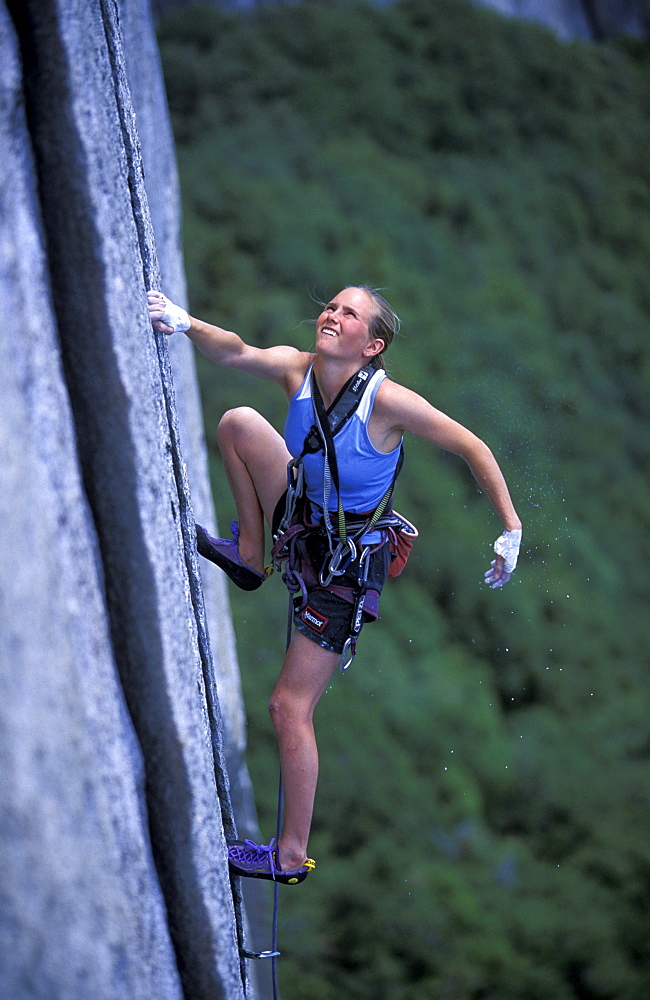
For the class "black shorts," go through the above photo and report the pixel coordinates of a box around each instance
[273,492,390,655]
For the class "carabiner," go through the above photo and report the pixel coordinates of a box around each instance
[320,538,357,586]
[357,544,372,587]
[239,947,282,960]
[339,636,357,672]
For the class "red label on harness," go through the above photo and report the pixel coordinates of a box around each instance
[301,606,329,633]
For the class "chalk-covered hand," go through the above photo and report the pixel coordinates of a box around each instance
[147,290,190,335]
[484,528,522,589]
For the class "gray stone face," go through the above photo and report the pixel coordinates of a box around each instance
[474,0,594,40]
[473,0,649,41]
[117,0,255,829]
[0,6,184,999]
[0,0,255,997]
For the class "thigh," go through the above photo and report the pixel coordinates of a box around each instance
[219,406,291,527]
[273,630,340,721]
[247,421,291,528]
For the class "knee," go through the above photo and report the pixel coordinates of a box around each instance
[217,406,260,447]
[269,686,303,735]
[268,688,287,733]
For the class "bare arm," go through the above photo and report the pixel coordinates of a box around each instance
[185,315,308,388]
[373,380,521,587]
[374,380,521,531]
[148,291,310,396]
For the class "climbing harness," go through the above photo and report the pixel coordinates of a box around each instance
[273,364,376,544]
[272,364,411,671]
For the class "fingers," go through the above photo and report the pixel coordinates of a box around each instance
[483,555,512,589]
[147,289,166,320]
[146,290,190,334]
[147,290,176,336]
[153,319,175,335]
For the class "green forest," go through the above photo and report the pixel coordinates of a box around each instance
[157,2,650,997]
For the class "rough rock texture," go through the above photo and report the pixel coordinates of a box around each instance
[116,1,270,986]
[0,0,258,997]
[116,0,259,847]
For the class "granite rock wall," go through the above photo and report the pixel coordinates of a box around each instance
[0,1,257,997]
[474,0,650,42]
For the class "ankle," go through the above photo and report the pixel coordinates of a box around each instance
[231,523,262,570]
[278,840,307,872]
[238,543,264,575]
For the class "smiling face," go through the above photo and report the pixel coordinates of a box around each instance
[315,288,384,365]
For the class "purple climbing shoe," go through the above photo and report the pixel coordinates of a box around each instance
[196,521,268,591]
[227,838,316,885]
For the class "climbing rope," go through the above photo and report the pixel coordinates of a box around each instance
[238,592,293,999]
[266,598,295,999]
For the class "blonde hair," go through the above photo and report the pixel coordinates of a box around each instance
[349,286,401,370]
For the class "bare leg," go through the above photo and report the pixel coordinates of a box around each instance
[216,407,290,574]
[220,410,336,869]
[268,631,340,871]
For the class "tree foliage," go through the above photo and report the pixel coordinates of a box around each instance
[158,2,650,996]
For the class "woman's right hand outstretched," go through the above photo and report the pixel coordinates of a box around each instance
[146,290,310,398]
[147,290,190,336]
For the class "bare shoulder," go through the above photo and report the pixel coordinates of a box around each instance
[373,377,432,427]
[373,376,478,453]
[369,377,425,452]
[240,344,313,397]
[281,349,315,398]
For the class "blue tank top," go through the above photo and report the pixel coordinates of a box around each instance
[284,365,402,514]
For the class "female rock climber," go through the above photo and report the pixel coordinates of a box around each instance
[148,286,522,886]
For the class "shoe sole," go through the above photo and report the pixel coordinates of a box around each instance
[228,863,310,885]
[196,527,265,591]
